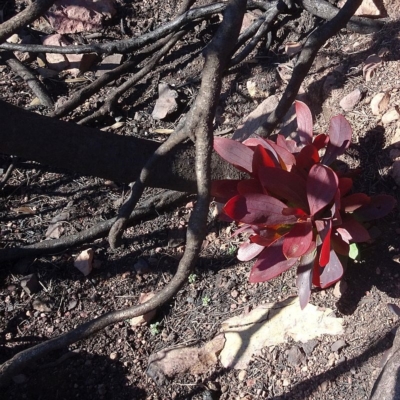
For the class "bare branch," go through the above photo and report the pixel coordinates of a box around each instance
[256,0,364,137]
[0,0,55,44]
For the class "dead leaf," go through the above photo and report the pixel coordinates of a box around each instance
[32,298,52,312]
[150,128,174,135]
[74,248,94,276]
[147,334,225,382]
[370,92,390,115]
[152,83,178,120]
[232,94,279,141]
[339,88,362,112]
[13,206,36,215]
[246,80,269,99]
[277,63,293,82]
[382,108,400,124]
[284,42,302,57]
[363,54,382,82]
[338,0,382,16]
[219,296,343,369]
[46,0,116,34]
[46,210,70,239]
[129,292,157,326]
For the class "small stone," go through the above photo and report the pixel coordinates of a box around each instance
[331,339,346,352]
[238,370,247,381]
[382,108,400,124]
[152,83,178,120]
[95,54,123,76]
[282,378,290,387]
[301,339,318,356]
[67,299,78,311]
[287,346,305,366]
[320,381,329,392]
[231,290,239,298]
[333,281,348,299]
[110,352,118,360]
[20,274,41,295]
[32,298,52,313]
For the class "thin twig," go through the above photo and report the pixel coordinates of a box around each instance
[0,190,189,263]
[256,0,364,137]
[3,54,53,107]
[0,157,18,190]
[0,0,55,44]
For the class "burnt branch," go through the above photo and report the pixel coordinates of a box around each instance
[0,0,55,44]
[0,0,246,385]
[0,2,226,54]
[256,0,364,137]
[298,0,386,34]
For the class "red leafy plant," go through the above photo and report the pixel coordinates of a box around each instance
[212,101,396,308]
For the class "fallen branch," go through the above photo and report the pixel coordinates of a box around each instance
[0,0,246,385]
[0,190,189,263]
[299,0,386,34]
[0,100,242,192]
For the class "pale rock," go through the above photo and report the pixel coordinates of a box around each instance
[382,108,400,124]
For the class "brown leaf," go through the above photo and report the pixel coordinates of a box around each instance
[74,248,94,276]
[370,92,390,115]
[152,83,178,120]
[147,334,225,380]
[363,54,382,82]
[284,42,302,57]
[220,297,343,369]
[13,206,35,215]
[277,63,293,82]
[46,0,116,34]
[339,88,362,112]
[338,0,382,17]
[382,108,400,124]
[128,292,156,326]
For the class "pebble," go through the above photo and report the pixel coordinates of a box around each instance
[110,352,118,360]
[287,345,305,366]
[331,339,346,352]
[302,339,318,356]
[238,370,247,381]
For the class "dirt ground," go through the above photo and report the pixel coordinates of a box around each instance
[2,0,400,399]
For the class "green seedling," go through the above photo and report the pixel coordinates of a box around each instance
[188,273,197,284]
[149,322,162,336]
[202,295,211,306]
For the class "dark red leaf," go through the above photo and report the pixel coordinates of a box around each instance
[319,250,343,288]
[338,177,353,197]
[214,137,254,174]
[296,242,317,309]
[283,221,313,259]
[252,144,278,175]
[250,229,280,246]
[243,137,279,160]
[341,193,370,212]
[276,134,299,154]
[232,224,255,236]
[282,207,308,217]
[331,232,350,255]
[223,194,297,226]
[322,115,352,166]
[307,164,338,216]
[295,100,313,145]
[315,219,332,266]
[296,144,320,171]
[210,179,240,203]
[353,194,396,221]
[237,179,264,195]
[313,134,328,150]
[258,166,308,209]
[265,139,296,168]
[331,189,342,226]
[249,237,299,283]
[312,259,321,287]
[237,241,264,261]
[336,217,370,243]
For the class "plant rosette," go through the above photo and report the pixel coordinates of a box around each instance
[212,101,396,308]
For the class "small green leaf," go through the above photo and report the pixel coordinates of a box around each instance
[349,243,359,260]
